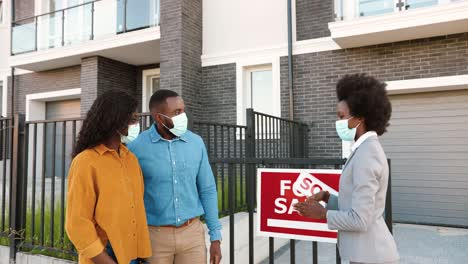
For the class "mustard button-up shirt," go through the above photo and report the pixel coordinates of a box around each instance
[65,144,151,264]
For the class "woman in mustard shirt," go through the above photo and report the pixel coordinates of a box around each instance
[66,90,151,264]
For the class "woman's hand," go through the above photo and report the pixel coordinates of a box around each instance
[91,251,117,264]
[293,201,328,220]
[306,191,330,204]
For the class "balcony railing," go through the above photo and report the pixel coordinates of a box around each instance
[11,0,160,55]
[334,0,462,21]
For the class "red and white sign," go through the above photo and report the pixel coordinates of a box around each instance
[257,168,341,243]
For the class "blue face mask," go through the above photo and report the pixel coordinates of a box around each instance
[335,117,360,142]
[119,123,140,144]
[159,112,188,137]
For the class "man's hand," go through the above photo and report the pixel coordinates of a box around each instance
[306,190,330,204]
[210,240,222,264]
[294,201,327,219]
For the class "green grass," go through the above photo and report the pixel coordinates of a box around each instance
[23,203,77,261]
[216,176,248,217]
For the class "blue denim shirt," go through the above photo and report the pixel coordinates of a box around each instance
[128,124,222,241]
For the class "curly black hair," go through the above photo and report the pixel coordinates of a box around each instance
[73,90,138,157]
[336,74,392,135]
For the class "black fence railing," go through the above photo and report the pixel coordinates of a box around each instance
[0,118,13,245]
[1,110,393,264]
[20,118,83,257]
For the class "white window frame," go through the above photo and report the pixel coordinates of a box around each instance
[26,88,81,121]
[141,68,160,113]
[339,0,455,21]
[0,76,6,117]
[236,57,281,126]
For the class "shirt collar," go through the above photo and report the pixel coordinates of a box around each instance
[351,131,377,152]
[150,123,188,143]
[94,143,129,156]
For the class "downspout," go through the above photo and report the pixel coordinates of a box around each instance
[10,68,14,117]
[10,0,16,118]
[287,0,294,120]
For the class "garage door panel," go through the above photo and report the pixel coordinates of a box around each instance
[393,200,468,211]
[393,214,468,226]
[393,166,468,175]
[390,90,468,104]
[391,101,468,111]
[396,207,468,219]
[394,193,468,204]
[380,137,468,146]
[385,123,467,132]
[391,172,468,182]
[393,179,468,189]
[391,159,468,167]
[395,185,468,196]
[381,131,468,139]
[389,116,468,126]
[391,109,468,119]
[389,152,468,160]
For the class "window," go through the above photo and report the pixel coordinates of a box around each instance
[142,68,160,112]
[244,66,275,116]
[0,0,3,24]
[359,0,395,17]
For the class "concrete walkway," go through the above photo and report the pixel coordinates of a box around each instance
[263,224,468,264]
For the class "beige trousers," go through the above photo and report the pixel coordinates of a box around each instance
[147,219,207,264]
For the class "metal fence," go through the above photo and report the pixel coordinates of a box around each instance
[0,110,392,264]
[0,118,13,245]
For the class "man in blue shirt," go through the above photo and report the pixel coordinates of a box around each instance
[128,89,222,264]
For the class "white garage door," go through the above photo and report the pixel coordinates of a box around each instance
[380,90,468,227]
[46,99,81,120]
[45,99,81,178]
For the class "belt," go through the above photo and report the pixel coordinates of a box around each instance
[159,217,198,228]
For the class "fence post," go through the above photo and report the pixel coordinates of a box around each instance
[228,163,235,264]
[385,159,393,234]
[9,114,26,262]
[245,108,256,264]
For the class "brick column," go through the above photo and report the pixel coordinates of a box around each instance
[160,0,202,119]
[80,56,137,116]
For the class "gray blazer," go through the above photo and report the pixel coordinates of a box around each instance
[327,137,399,263]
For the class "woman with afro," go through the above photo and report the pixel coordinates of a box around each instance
[295,74,400,264]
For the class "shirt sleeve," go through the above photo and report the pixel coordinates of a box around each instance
[65,159,104,259]
[326,193,339,211]
[196,143,222,241]
[327,153,381,232]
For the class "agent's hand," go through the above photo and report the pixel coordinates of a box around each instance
[306,190,330,204]
[210,240,222,264]
[294,201,327,220]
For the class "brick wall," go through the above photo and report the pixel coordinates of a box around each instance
[160,0,202,120]
[8,66,81,115]
[296,0,334,41]
[281,33,468,158]
[200,63,237,124]
[80,56,137,116]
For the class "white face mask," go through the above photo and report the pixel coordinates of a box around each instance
[335,117,360,142]
[118,123,140,144]
[159,112,188,137]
